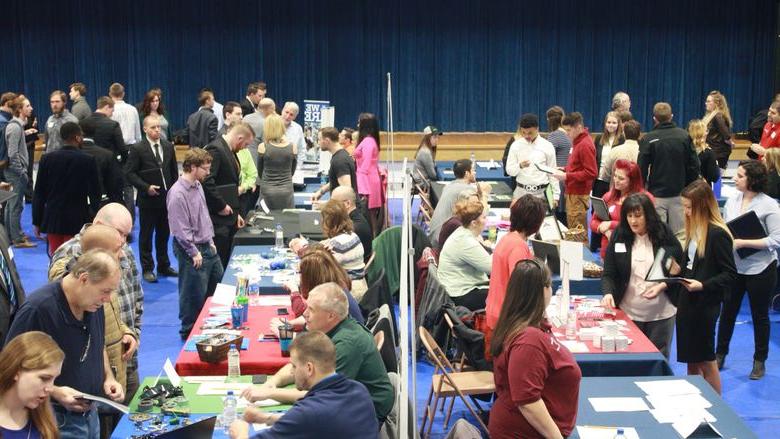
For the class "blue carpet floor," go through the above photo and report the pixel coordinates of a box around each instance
[9,200,780,438]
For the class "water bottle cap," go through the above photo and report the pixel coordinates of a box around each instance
[616,428,624,433]
[227,390,234,395]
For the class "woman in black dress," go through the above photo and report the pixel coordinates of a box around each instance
[676,179,736,394]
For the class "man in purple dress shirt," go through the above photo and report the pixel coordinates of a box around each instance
[167,148,224,340]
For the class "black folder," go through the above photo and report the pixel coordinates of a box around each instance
[138,168,167,191]
[590,196,610,221]
[216,183,240,208]
[726,210,766,258]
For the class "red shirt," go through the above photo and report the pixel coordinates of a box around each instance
[565,129,598,195]
[486,232,532,330]
[489,322,582,439]
[760,121,780,149]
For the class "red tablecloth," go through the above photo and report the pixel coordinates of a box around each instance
[552,308,660,354]
[175,297,290,376]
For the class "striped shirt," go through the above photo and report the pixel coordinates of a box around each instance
[325,232,365,280]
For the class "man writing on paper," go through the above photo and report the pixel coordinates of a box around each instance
[229,331,378,438]
[125,115,179,282]
[5,249,124,439]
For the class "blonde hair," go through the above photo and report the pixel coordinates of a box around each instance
[765,148,780,174]
[681,179,731,258]
[0,332,64,439]
[263,114,286,144]
[704,90,732,128]
[599,111,624,146]
[688,119,709,153]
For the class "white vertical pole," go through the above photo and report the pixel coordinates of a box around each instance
[398,158,409,438]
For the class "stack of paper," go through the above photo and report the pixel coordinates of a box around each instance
[588,397,649,412]
[634,379,717,434]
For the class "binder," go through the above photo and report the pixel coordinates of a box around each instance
[726,210,766,259]
[138,168,167,191]
[215,183,240,209]
[590,196,611,221]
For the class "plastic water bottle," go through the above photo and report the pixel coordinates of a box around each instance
[613,428,626,439]
[275,224,284,253]
[227,345,241,382]
[565,304,577,340]
[222,390,237,431]
[470,152,476,164]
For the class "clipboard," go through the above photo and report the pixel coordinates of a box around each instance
[138,168,167,191]
[215,183,240,208]
[726,210,767,259]
[534,163,558,175]
[590,196,611,221]
[645,247,685,283]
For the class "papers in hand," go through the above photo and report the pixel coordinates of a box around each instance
[534,163,560,175]
[588,397,649,412]
[76,393,129,414]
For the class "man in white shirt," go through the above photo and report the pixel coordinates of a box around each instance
[109,83,141,145]
[505,113,559,203]
[282,101,306,167]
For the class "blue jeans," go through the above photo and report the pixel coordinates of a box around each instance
[54,405,99,439]
[4,169,27,242]
[174,240,224,338]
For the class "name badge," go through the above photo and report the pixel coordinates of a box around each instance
[615,243,627,253]
[772,131,777,139]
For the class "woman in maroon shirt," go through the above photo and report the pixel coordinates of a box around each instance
[489,259,582,439]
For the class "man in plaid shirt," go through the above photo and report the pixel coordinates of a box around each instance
[50,203,143,403]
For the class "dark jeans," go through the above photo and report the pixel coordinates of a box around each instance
[54,405,100,439]
[717,260,777,361]
[452,287,488,312]
[138,206,171,272]
[634,316,676,359]
[241,189,259,218]
[4,170,27,242]
[123,184,136,224]
[173,240,223,338]
[25,141,34,200]
[213,223,237,269]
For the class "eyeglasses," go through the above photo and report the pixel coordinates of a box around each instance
[80,329,91,363]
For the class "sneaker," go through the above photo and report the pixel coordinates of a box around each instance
[142,271,158,283]
[13,239,36,249]
[749,360,765,380]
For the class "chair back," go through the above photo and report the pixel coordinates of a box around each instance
[374,331,385,351]
[371,309,398,373]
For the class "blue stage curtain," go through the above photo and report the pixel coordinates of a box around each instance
[1,0,774,134]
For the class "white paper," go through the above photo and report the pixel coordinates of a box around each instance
[260,199,271,214]
[476,161,498,169]
[560,240,583,281]
[588,397,650,412]
[197,381,252,396]
[559,340,590,353]
[6,247,13,260]
[671,417,722,438]
[576,426,639,439]
[162,358,181,387]
[200,329,243,336]
[255,296,292,307]
[76,392,130,414]
[212,283,237,306]
[649,407,716,424]
[645,393,712,410]
[292,170,305,185]
[635,379,701,397]
[253,423,271,432]
[184,376,228,384]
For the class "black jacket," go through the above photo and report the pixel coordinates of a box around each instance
[601,223,683,307]
[32,145,100,235]
[124,138,178,209]
[350,208,372,262]
[81,139,124,204]
[240,98,257,118]
[79,112,127,162]
[187,107,218,148]
[638,121,701,198]
[698,149,721,185]
[0,222,26,344]
[203,137,240,226]
[672,224,736,304]
[594,134,626,170]
[705,113,732,161]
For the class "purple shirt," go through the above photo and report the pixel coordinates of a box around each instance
[166,176,214,257]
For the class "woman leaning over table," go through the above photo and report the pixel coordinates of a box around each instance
[600,193,682,358]
[0,331,65,439]
[675,179,736,394]
[717,160,780,380]
[489,259,581,439]
[590,159,653,260]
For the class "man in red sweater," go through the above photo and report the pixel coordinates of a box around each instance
[553,112,597,241]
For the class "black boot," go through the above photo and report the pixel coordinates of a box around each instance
[716,353,725,370]
[749,360,765,380]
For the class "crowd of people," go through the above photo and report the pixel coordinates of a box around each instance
[0,82,779,439]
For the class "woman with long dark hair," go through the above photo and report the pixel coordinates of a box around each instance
[676,179,736,394]
[489,259,581,439]
[414,126,440,188]
[717,160,780,379]
[590,159,653,260]
[139,89,170,140]
[354,113,384,236]
[601,193,681,357]
[0,331,65,439]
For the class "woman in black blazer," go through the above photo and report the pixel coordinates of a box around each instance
[601,193,682,358]
[676,180,737,395]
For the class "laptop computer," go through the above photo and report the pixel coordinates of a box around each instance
[156,415,216,439]
[299,211,323,235]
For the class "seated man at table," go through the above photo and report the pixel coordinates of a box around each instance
[229,331,378,438]
[428,159,491,248]
[242,283,393,424]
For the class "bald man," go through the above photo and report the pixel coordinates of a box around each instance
[331,186,372,261]
[49,203,144,403]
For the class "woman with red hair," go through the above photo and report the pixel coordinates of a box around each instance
[590,159,654,259]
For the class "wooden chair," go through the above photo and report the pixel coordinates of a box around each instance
[418,326,493,438]
[416,188,434,227]
[443,313,469,372]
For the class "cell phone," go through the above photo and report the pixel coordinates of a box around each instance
[277,308,289,315]
[252,375,268,384]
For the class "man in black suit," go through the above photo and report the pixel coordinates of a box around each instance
[187,90,218,148]
[240,81,266,117]
[202,121,253,268]
[80,126,124,207]
[125,115,179,282]
[32,122,101,256]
